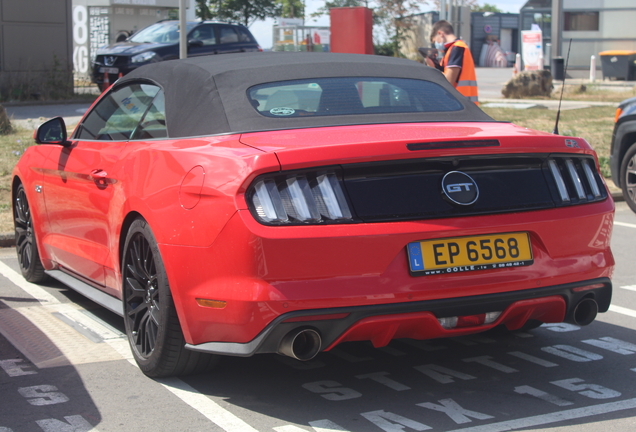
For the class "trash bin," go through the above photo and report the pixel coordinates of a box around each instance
[599,51,636,80]
[552,57,565,81]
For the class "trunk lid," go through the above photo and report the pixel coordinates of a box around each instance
[239,122,595,171]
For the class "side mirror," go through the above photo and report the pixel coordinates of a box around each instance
[34,117,71,146]
[188,39,204,48]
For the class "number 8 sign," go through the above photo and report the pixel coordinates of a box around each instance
[72,6,89,74]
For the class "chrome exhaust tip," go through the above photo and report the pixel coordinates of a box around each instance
[572,298,598,326]
[278,328,322,361]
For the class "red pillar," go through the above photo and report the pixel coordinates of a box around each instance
[330,7,374,54]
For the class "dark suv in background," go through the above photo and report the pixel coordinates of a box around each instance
[610,96,636,212]
[92,20,261,88]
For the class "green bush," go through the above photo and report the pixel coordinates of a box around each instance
[374,41,396,57]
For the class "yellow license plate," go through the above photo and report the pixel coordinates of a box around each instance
[407,232,533,276]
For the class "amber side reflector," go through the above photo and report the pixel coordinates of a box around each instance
[196,299,227,309]
[283,313,350,323]
[615,108,623,123]
[572,283,605,293]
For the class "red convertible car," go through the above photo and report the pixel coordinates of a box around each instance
[14,53,614,377]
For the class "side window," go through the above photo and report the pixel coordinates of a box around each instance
[189,25,216,45]
[237,27,254,43]
[219,26,239,44]
[76,84,161,140]
[130,91,167,140]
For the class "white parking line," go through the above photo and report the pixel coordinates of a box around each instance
[0,258,258,431]
[609,304,636,318]
[620,285,636,292]
[0,261,60,305]
[157,378,259,432]
[614,221,636,229]
[447,398,636,432]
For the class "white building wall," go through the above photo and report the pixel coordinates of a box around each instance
[563,0,602,9]
[563,0,636,9]
[557,0,636,72]
[599,10,636,39]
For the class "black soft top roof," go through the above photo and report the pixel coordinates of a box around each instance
[120,52,493,137]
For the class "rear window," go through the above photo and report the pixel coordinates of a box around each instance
[248,77,463,118]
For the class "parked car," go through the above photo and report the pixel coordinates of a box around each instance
[91,20,261,88]
[16,53,614,378]
[610,96,636,212]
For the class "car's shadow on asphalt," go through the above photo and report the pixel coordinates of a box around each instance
[0,298,103,431]
[181,320,636,431]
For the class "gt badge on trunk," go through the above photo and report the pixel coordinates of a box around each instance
[442,171,479,205]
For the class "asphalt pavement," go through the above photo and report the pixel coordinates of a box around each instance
[4,102,93,130]
[476,66,635,102]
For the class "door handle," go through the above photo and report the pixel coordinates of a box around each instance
[90,169,107,178]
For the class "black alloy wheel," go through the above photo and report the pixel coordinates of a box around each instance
[122,218,217,377]
[124,229,160,359]
[14,183,47,282]
[621,142,636,213]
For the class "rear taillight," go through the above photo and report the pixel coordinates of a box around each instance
[546,156,605,205]
[247,170,353,225]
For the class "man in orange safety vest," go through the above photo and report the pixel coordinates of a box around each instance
[425,20,479,105]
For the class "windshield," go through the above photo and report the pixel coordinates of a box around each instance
[248,77,464,118]
[130,21,197,44]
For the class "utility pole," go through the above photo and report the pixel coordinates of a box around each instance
[179,0,187,59]
[551,0,562,58]
[439,0,465,39]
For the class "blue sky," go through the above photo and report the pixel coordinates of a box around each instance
[250,0,529,49]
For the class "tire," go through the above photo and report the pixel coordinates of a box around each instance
[619,142,636,213]
[122,218,218,377]
[14,183,47,283]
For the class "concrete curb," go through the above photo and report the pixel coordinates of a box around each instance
[610,190,624,202]
[0,232,15,248]
[2,98,98,108]
[481,97,620,105]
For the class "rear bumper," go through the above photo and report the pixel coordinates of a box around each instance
[158,197,614,354]
[185,278,611,356]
